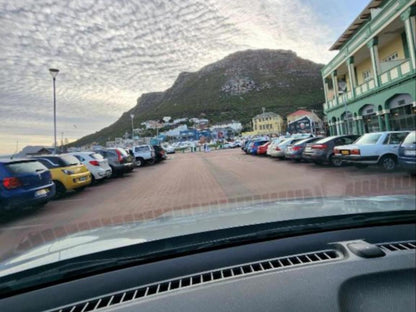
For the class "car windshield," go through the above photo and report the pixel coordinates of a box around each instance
[90,153,104,160]
[60,155,81,166]
[0,0,415,295]
[403,132,416,145]
[354,133,382,145]
[5,161,47,174]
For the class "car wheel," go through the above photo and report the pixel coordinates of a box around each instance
[329,154,343,167]
[136,158,145,167]
[54,181,66,198]
[379,155,397,171]
[147,158,155,165]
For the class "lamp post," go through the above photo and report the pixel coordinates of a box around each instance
[49,68,59,154]
[130,114,135,140]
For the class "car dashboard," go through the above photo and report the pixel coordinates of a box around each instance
[0,223,415,312]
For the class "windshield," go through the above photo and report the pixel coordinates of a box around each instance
[354,133,382,145]
[5,161,47,174]
[60,155,81,166]
[403,132,415,145]
[1,0,415,290]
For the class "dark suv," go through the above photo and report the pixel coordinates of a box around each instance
[96,148,134,177]
[302,135,360,167]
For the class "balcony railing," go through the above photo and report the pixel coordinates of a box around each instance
[323,59,414,113]
[380,59,411,85]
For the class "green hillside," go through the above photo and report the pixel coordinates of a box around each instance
[71,49,325,146]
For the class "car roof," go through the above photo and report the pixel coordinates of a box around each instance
[0,158,35,164]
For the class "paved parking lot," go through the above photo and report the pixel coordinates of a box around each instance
[0,148,415,261]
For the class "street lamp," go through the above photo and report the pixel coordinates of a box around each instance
[130,114,135,140]
[49,68,59,154]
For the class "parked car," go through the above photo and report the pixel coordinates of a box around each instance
[269,138,302,159]
[31,154,91,197]
[132,145,156,167]
[69,152,112,183]
[266,137,286,156]
[96,148,135,176]
[303,135,360,167]
[152,145,167,162]
[242,140,252,152]
[161,143,175,154]
[334,131,410,171]
[257,142,271,155]
[248,140,269,155]
[285,136,324,162]
[125,149,137,168]
[398,131,416,174]
[0,159,56,213]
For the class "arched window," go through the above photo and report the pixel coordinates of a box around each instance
[387,94,415,131]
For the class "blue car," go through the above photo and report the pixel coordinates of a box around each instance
[248,140,269,155]
[0,159,56,213]
[398,131,416,174]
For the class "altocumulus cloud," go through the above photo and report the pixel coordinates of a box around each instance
[0,0,367,153]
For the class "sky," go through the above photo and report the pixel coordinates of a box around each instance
[0,0,369,154]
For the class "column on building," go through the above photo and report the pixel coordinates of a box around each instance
[322,78,329,103]
[331,70,339,107]
[353,116,361,135]
[346,56,356,98]
[356,116,365,134]
[377,111,384,131]
[383,109,391,131]
[367,37,380,87]
[401,6,416,70]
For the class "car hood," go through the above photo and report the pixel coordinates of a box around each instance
[1,194,415,276]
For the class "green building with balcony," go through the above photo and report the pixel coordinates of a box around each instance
[322,0,416,135]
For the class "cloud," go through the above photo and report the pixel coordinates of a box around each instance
[0,0,365,153]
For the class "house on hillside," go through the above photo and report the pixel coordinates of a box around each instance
[251,111,285,135]
[286,110,324,135]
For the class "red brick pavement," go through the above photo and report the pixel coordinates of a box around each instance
[0,148,414,261]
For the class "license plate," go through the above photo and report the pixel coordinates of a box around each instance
[341,150,350,155]
[35,189,48,198]
[79,176,87,182]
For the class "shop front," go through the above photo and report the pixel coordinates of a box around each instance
[360,104,380,133]
[387,94,416,131]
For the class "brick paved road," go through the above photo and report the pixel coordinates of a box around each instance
[0,148,414,261]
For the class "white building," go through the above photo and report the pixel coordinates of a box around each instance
[210,121,242,133]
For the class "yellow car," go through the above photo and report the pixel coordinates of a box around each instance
[32,154,91,197]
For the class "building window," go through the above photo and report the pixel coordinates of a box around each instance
[362,70,372,81]
[383,52,399,62]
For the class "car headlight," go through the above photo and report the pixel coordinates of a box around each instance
[62,169,75,175]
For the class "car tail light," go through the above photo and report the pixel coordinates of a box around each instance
[3,177,22,189]
[275,147,281,151]
[351,149,360,155]
[334,148,340,154]
[89,160,100,166]
[115,149,123,163]
[312,144,328,150]
[293,146,302,151]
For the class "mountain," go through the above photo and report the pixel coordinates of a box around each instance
[71,49,325,146]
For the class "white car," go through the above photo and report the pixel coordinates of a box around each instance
[269,138,301,159]
[161,143,175,154]
[132,145,156,167]
[69,152,112,182]
[334,131,409,171]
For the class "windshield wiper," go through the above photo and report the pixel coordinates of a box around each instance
[0,210,415,298]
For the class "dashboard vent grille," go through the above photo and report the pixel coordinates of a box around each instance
[377,240,416,252]
[52,249,341,312]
